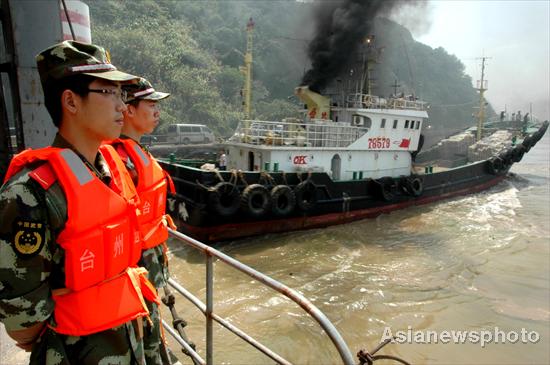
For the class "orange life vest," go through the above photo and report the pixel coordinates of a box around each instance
[5,146,159,336]
[111,138,175,249]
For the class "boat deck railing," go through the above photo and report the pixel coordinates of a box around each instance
[345,93,428,111]
[163,228,355,365]
[229,119,368,148]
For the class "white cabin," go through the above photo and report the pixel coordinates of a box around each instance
[224,92,429,181]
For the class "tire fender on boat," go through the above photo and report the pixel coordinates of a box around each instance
[294,180,317,212]
[270,185,296,217]
[375,177,395,201]
[487,157,504,175]
[240,183,271,217]
[407,176,424,197]
[208,182,241,217]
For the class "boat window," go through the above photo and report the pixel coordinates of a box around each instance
[393,119,398,129]
[380,118,386,128]
[405,120,409,128]
[410,121,415,129]
[352,115,371,128]
[364,116,372,128]
[416,121,421,130]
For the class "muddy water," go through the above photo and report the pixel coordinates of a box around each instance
[165,133,549,364]
[1,134,547,365]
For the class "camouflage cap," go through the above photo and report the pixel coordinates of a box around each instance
[123,77,170,103]
[36,40,138,86]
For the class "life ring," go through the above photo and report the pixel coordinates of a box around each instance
[208,182,241,217]
[487,157,504,175]
[406,176,423,197]
[270,185,296,217]
[294,180,317,211]
[375,177,395,201]
[240,184,271,217]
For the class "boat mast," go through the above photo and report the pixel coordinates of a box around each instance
[241,17,254,120]
[476,56,490,141]
[362,36,376,95]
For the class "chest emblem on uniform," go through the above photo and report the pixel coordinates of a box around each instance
[14,220,45,256]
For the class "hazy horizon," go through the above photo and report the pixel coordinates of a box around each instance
[404,0,549,121]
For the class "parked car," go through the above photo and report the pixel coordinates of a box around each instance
[165,124,215,144]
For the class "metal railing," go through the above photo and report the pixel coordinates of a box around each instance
[229,119,367,148]
[346,93,428,111]
[163,228,356,365]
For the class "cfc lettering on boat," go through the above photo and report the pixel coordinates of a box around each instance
[293,155,307,165]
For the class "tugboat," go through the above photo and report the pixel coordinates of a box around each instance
[159,29,549,243]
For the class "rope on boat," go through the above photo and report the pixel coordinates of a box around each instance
[195,179,212,191]
[214,169,225,183]
[259,171,276,186]
[357,337,411,365]
[228,169,238,186]
[237,170,249,186]
[282,171,289,186]
[296,171,312,184]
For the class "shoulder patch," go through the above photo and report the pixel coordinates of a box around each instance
[13,220,46,257]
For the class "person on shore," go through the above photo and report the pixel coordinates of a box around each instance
[0,40,159,364]
[108,77,175,365]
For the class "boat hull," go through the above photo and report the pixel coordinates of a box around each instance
[176,174,506,242]
[160,122,547,243]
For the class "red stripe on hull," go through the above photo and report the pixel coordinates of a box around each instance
[177,175,506,242]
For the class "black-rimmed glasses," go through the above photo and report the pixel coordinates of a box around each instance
[87,89,128,103]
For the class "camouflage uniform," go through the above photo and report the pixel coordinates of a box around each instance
[118,78,173,365]
[0,135,146,365]
[0,41,156,364]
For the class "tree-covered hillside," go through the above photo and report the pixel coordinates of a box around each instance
[88,0,492,139]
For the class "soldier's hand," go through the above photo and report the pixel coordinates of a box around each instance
[7,321,46,352]
[15,341,35,352]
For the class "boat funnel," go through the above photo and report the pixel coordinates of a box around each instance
[295,86,330,120]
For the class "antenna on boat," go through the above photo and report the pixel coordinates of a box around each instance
[475,56,491,141]
[390,79,401,97]
[240,17,255,121]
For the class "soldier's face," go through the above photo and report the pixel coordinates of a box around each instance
[127,100,160,135]
[78,79,127,141]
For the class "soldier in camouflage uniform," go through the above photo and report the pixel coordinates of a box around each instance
[110,78,174,365]
[0,41,159,364]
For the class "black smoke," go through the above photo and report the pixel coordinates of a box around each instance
[301,0,402,93]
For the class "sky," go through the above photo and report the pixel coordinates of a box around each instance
[399,0,550,121]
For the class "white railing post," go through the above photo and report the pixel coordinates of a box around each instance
[206,253,214,364]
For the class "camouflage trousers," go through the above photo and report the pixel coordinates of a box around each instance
[29,322,145,365]
[140,244,173,365]
[144,299,172,365]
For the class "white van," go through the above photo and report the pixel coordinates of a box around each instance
[165,124,215,144]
